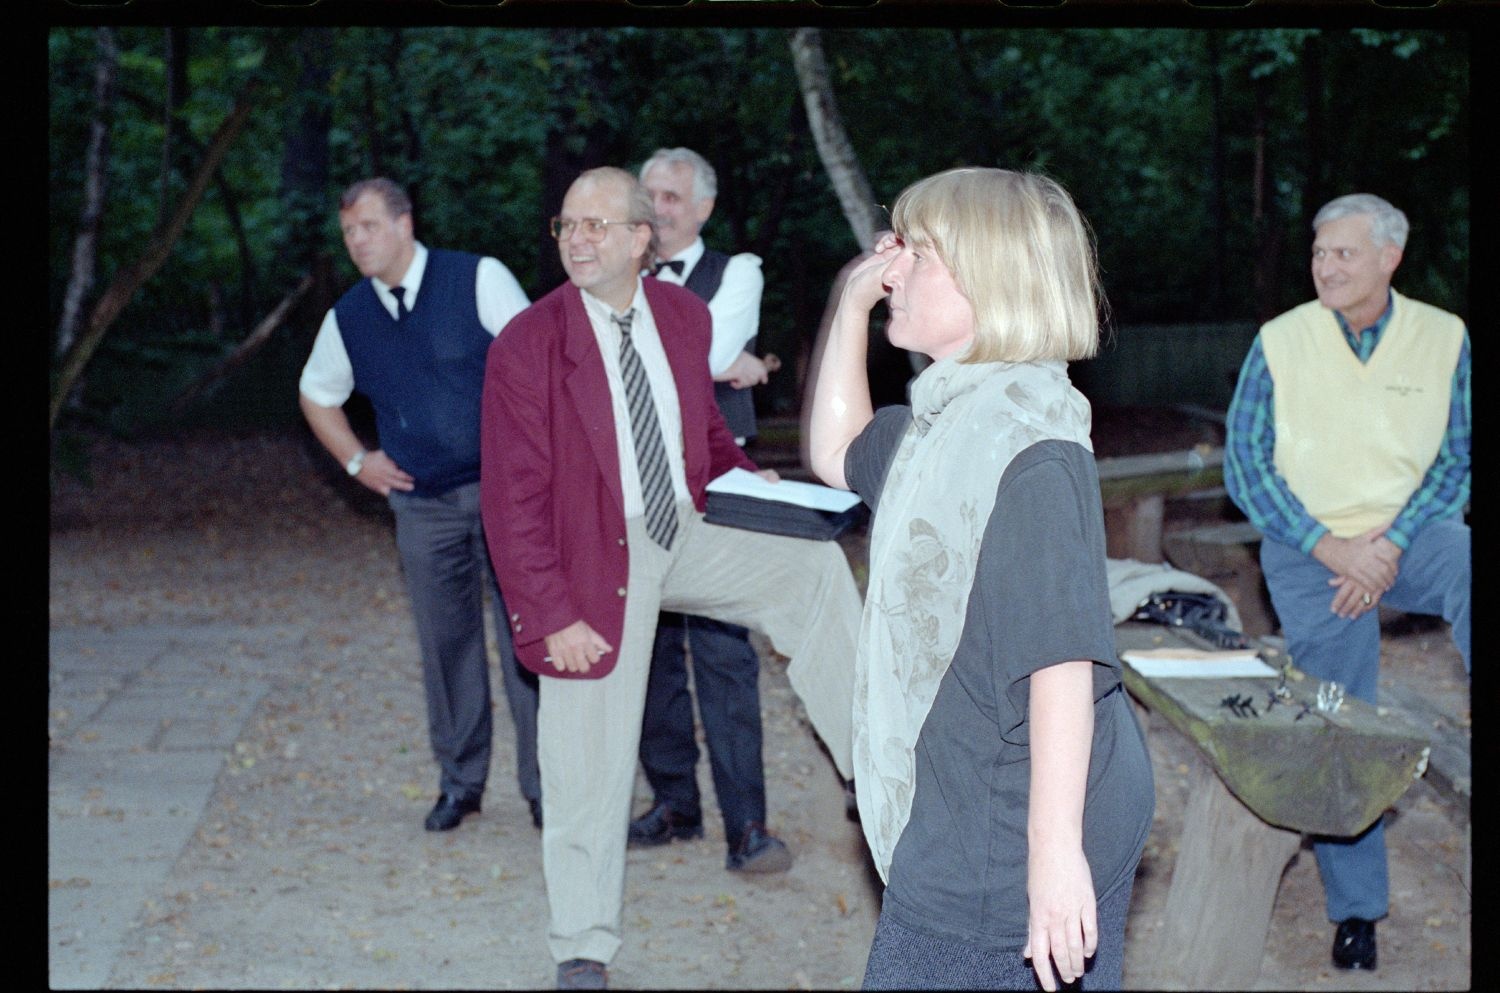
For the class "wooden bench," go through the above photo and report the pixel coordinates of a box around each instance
[1097,446,1224,564]
[1116,622,1431,990]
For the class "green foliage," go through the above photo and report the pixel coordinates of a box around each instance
[48,25,1470,432]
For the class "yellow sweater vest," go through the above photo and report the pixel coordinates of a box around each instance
[1261,290,1462,538]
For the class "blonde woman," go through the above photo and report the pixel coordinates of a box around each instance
[810,168,1154,990]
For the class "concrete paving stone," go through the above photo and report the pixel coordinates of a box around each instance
[156,717,245,751]
[158,622,305,648]
[53,623,178,650]
[49,669,129,694]
[49,748,228,792]
[91,681,264,720]
[95,692,201,724]
[50,884,144,990]
[55,719,164,752]
[50,782,219,826]
[48,642,157,677]
[51,811,203,869]
[148,652,247,681]
[49,844,184,889]
[48,694,113,731]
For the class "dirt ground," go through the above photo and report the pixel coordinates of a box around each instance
[48,413,1470,990]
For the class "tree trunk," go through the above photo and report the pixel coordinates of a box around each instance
[159,26,189,225]
[55,26,119,362]
[50,80,262,432]
[389,30,426,217]
[748,105,804,261]
[1301,35,1327,237]
[1250,72,1283,323]
[787,28,882,252]
[1206,31,1228,316]
[280,27,334,272]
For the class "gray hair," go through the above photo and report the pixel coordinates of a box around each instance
[340,177,412,218]
[1313,193,1409,249]
[640,147,717,203]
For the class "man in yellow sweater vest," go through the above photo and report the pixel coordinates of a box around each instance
[1225,193,1471,973]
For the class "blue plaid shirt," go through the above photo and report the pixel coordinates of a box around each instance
[1224,291,1471,553]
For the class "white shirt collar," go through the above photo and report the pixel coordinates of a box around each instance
[370,241,429,314]
[580,275,648,328]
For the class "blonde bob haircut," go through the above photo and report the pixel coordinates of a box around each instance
[890,168,1103,364]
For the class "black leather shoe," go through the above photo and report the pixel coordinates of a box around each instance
[1331,917,1377,970]
[626,802,704,848]
[556,958,608,990]
[529,798,544,830]
[423,792,481,832]
[726,822,793,873]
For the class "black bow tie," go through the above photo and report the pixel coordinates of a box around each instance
[653,259,685,277]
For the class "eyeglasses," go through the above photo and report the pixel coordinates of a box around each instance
[549,217,643,242]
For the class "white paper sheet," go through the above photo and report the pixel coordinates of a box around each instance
[707,467,862,513]
[1121,649,1278,679]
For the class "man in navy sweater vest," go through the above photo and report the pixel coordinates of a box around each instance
[299,178,540,832]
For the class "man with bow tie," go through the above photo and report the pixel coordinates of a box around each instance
[623,147,795,873]
[299,177,542,835]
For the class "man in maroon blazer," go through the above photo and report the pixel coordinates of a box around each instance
[479,167,860,990]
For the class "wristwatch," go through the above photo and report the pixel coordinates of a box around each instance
[345,450,367,476]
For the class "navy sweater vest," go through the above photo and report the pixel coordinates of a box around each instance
[685,249,757,441]
[334,249,490,497]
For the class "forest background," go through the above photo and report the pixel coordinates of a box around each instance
[45,15,1474,471]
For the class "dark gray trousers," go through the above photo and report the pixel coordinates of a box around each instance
[389,481,539,802]
[862,875,1135,990]
[640,612,767,844]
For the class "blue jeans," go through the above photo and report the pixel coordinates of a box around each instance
[1260,517,1469,921]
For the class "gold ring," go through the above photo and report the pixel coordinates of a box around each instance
[1362,593,1372,606]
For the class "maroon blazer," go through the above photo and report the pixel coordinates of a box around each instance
[480,278,757,678]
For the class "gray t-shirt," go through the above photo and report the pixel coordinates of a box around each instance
[846,404,1155,947]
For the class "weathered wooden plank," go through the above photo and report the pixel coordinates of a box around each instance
[1099,466,1225,505]
[1378,679,1471,806]
[1096,446,1224,481]
[1116,627,1429,836]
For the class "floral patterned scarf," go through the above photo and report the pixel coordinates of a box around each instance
[852,354,1093,882]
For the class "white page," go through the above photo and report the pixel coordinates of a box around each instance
[707,467,862,513]
[1122,650,1278,679]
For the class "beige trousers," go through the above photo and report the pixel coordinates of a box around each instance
[538,503,861,965]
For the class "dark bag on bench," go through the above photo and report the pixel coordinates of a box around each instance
[1131,589,1251,650]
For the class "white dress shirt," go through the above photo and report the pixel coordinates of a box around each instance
[580,279,691,519]
[298,241,531,407]
[651,237,764,376]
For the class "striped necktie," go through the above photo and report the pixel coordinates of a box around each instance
[613,309,678,550]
